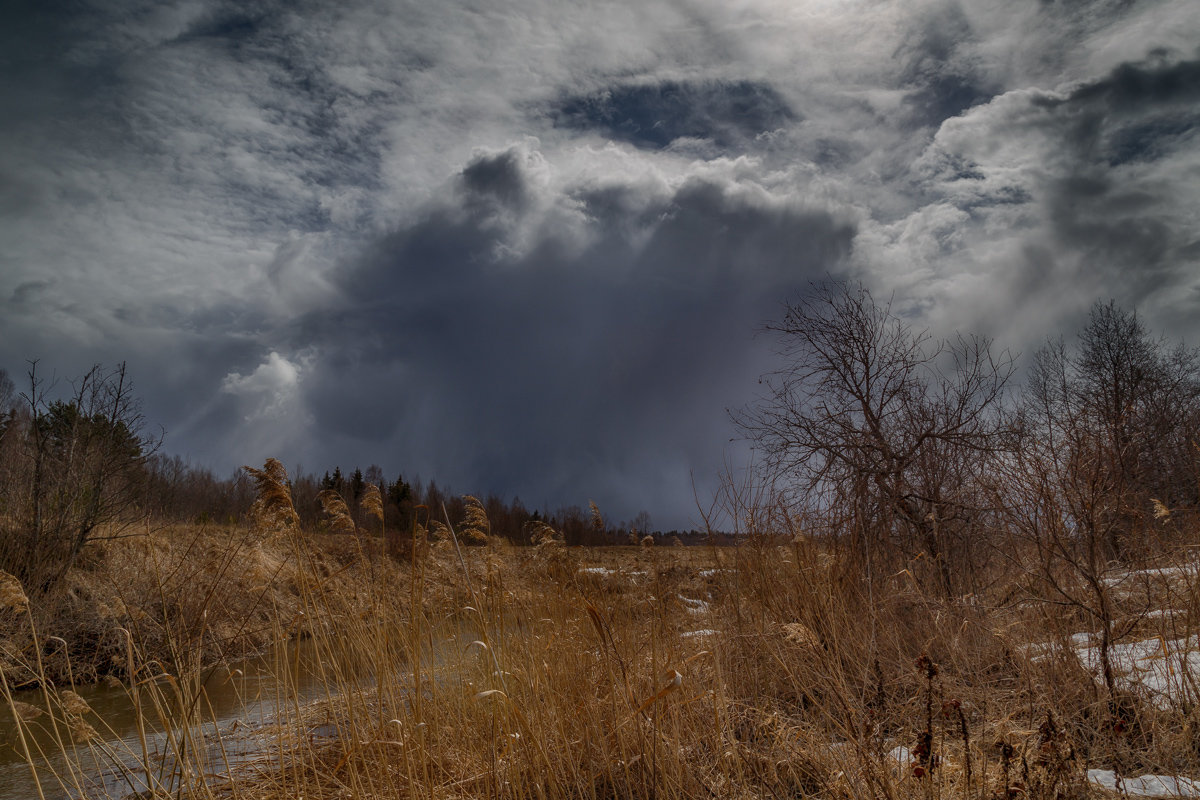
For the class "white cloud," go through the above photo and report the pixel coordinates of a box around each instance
[221,351,304,420]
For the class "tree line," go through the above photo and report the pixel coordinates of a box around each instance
[3,285,1197,604]
[0,364,670,595]
[734,283,1200,599]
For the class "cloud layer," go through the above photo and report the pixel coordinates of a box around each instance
[2,0,1198,525]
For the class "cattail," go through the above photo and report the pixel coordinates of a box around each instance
[360,483,384,526]
[243,458,300,530]
[0,572,29,614]
[318,490,356,534]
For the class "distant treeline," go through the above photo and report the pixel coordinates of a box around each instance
[0,360,713,594]
[139,456,709,547]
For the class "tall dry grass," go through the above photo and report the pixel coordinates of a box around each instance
[4,473,1200,798]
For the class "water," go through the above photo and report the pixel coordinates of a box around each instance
[0,638,341,799]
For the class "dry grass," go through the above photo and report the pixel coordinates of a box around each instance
[4,521,1200,799]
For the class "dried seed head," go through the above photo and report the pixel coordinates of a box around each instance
[69,717,98,743]
[0,572,29,614]
[61,690,93,717]
[529,521,563,548]
[588,501,604,533]
[244,458,300,530]
[360,483,384,525]
[781,622,821,649]
[318,490,355,534]
[461,496,490,545]
[915,653,938,678]
[10,701,43,722]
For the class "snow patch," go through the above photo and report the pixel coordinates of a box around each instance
[1088,769,1200,797]
[1072,634,1200,710]
[889,745,913,767]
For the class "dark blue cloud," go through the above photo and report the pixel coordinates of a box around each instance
[280,147,854,521]
[896,4,994,128]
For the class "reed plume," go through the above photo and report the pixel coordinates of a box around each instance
[360,483,384,527]
[243,458,300,531]
[460,495,490,546]
[588,500,604,535]
[529,521,563,548]
[318,489,356,534]
[0,571,29,614]
[428,520,449,542]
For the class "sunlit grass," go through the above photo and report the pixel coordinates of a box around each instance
[4,512,1200,798]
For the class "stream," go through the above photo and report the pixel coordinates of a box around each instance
[0,638,347,799]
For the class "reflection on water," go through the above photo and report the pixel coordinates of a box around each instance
[0,638,343,799]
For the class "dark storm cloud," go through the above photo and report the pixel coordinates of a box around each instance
[9,280,54,306]
[1051,56,1200,165]
[1038,57,1200,273]
[460,150,532,213]
[902,47,1200,346]
[895,3,994,128]
[4,0,1200,526]
[553,80,796,150]
[286,144,855,517]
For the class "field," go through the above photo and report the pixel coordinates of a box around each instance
[4,517,1200,800]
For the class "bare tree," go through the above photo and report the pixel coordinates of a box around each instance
[1006,302,1200,765]
[0,362,160,594]
[734,282,1015,596]
[1023,301,1200,561]
[0,368,14,410]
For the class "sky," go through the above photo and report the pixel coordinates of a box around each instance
[2,0,1199,528]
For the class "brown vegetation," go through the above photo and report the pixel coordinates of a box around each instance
[3,288,1200,797]
[3,504,1200,799]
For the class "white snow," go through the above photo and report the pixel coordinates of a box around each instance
[678,595,711,614]
[1072,634,1200,710]
[681,629,719,638]
[889,745,913,767]
[1088,769,1200,797]
[1104,562,1200,587]
[1025,630,1200,710]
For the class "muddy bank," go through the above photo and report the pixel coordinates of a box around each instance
[0,524,399,688]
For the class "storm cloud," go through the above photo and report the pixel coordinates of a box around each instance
[2,0,1198,525]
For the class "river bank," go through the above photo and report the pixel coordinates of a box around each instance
[0,523,413,689]
[6,524,1200,798]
